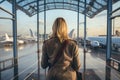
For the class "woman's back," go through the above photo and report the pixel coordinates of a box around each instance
[41,37,80,80]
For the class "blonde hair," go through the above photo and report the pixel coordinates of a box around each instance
[51,17,69,43]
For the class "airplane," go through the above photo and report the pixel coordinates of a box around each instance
[21,29,37,43]
[86,36,120,50]
[68,29,120,51]
[29,29,37,41]
[0,33,24,46]
[68,29,76,40]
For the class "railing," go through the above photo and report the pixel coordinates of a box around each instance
[109,5,120,73]
[0,51,37,72]
[0,58,14,71]
[0,6,15,20]
[110,58,120,72]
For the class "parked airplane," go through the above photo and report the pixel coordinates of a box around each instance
[68,29,120,50]
[69,29,76,39]
[21,29,37,43]
[29,29,37,41]
[0,33,24,46]
[86,36,120,50]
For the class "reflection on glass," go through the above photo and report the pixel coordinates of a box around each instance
[4,46,12,51]
[3,45,24,51]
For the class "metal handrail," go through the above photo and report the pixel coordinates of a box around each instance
[110,7,120,15]
[0,6,14,16]
[111,14,120,19]
[110,58,120,64]
[0,17,15,20]
[10,60,38,80]
[0,51,36,72]
[110,58,120,72]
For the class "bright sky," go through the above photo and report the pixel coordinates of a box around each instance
[0,1,120,37]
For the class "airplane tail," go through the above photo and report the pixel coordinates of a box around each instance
[29,29,36,38]
[5,33,10,40]
[29,29,34,37]
[69,29,76,39]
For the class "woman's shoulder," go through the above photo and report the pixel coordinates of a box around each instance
[67,39,78,45]
[43,37,58,44]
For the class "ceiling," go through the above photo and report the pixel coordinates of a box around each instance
[0,0,119,18]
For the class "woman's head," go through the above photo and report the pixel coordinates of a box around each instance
[52,17,69,42]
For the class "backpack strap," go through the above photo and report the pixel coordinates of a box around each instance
[50,40,69,68]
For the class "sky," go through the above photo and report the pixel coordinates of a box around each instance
[0,1,120,37]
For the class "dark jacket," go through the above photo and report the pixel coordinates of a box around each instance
[41,37,80,80]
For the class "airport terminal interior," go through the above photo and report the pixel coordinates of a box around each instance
[0,0,120,80]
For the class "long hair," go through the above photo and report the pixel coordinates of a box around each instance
[51,17,69,43]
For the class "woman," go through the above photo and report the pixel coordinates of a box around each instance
[41,17,80,80]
